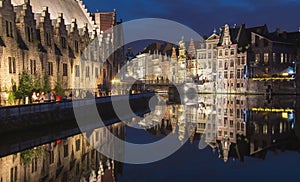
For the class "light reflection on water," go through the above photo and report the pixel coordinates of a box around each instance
[1,95,300,182]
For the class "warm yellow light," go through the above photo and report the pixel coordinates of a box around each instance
[282,112,288,119]
[251,107,294,113]
[111,79,120,84]
[282,73,289,76]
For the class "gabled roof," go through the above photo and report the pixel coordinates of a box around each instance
[11,0,95,31]
[245,24,268,38]
[206,33,219,41]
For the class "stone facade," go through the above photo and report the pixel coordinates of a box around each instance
[0,0,124,105]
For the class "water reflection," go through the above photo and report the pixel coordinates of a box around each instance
[1,95,300,181]
[136,94,298,163]
[0,123,124,182]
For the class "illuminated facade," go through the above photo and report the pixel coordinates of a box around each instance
[0,0,124,105]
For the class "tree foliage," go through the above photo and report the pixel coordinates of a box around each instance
[15,71,32,99]
[43,73,51,93]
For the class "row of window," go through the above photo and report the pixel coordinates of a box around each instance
[222,109,244,119]
[198,51,218,59]
[47,62,99,78]
[255,53,291,63]
[4,59,100,78]
[218,49,235,57]
[219,57,246,69]
[218,69,244,79]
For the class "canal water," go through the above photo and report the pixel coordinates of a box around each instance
[1,94,300,182]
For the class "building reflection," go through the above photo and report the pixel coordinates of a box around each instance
[0,123,124,182]
[141,94,300,163]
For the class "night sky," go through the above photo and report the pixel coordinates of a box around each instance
[83,0,300,36]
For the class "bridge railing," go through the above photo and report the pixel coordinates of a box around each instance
[0,93,155,119]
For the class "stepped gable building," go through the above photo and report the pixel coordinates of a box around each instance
[202,23,300,94]
[0,0,124,105]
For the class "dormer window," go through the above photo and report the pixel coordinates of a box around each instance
[6,20,13,38]
[61,37,67,49]
[46,32,51,46]
[26,26,34,42]
[75,40,79,53]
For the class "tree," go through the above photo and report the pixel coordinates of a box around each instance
[15,71,32,100]
[43,73,51,93]
[54,80,64,95]
[32,75,42,91]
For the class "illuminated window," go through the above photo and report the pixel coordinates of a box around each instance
[255,54,260,63]
[264,53,269,63]
[280,53,284,63]
[263,124,268,134]
[280,122,283,133]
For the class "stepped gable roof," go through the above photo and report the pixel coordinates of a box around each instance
[11,0,95,31]
[218,25,240,45]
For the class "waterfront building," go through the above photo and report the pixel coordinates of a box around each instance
[0,0,124,105]
[196,30,219,92]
